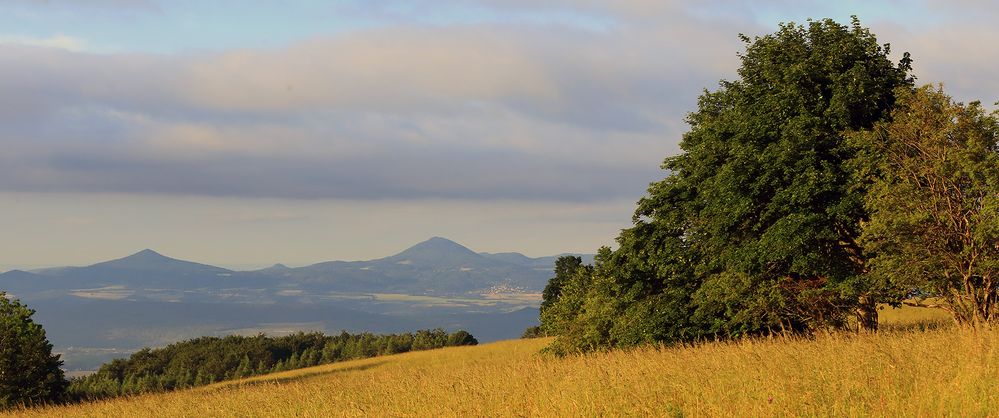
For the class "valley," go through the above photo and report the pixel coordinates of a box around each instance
[0,237,590,370]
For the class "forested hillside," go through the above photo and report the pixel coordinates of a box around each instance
[68,329,476,400]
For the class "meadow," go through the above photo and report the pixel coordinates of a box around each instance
[9,305,995,417]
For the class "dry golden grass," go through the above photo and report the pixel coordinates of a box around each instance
[9,306,997,417]
[877,301,954,331]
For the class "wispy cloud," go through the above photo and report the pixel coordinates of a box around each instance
[0,34,88,51]
[0,7,751,201]
[0,1,996,204]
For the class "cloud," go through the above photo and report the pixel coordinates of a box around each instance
[1,1,996,204]
[0,5,753,202]
[873,23,999,108]
[3,0,999,268]
[0,34,88,51]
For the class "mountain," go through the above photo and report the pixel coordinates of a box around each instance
[87,249,231,274]
[23,249,241,292]
[478,252,537,266]
[286,237,554,294]
[0,237,590,370]
[254,263,293,275]
[383,237,493,267]
[480,252,596,269]
[0,269,63,296]
[0,238,594,298]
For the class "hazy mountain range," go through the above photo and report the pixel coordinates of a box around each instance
[1,237,593,301]
[0,237,592,370]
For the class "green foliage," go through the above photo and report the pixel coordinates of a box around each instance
[542,17,914,353]
[446,330,478,346]
[68,328,476,400]
[539,251,598,340]
[541,256,584,312]
[520,326,545,339]
[0,292,67,409]
[856,85,999,324]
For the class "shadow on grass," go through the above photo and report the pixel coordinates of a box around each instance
[879,320,953,333]
[228,361,389,388]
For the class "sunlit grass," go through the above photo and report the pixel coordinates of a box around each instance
[877,301,953,331]
[10,305,996,417]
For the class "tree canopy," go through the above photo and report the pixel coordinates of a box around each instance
[856,85,999,324]
[69,328,477,400]
[541,17,916,353]
[0,292,66,409]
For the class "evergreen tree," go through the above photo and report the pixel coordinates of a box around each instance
[66,328,480,400]
[235,355,253,379]
[0,292,67,409]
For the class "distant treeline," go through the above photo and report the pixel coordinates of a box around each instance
[69,329,477,400]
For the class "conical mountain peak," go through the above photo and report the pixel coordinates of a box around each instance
[386,237,486,266]
[129,249,168,259]
[99,249,176,265]
[91,249,230,273]
[398,237,476,254]
[258,263,291,272]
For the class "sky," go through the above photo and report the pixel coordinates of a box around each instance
[1,0,997,270]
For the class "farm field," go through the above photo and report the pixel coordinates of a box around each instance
[8,305,995,417]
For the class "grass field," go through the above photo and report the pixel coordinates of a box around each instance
[9,305,996,417]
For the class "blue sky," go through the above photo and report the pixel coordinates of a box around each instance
[0,1,942,54]
[1,1,618,53]
[0,0,996,269]
[2,1,359,53]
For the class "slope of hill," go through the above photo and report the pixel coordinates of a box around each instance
[11,310,992,417]
[1,249,249,300]
[44,249,240,290]
[0,270,58,296]
[86,249,231,275]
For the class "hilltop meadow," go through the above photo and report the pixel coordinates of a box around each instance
[3,15,998,418]
[10,306,998,417]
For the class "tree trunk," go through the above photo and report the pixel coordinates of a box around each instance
[856,296,879,331]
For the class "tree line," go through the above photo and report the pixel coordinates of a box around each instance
[538,17,998,353]
[0,293,476,410]
[68,329,477,400]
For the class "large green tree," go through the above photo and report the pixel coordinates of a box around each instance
[541,256,585,312]
[0,292,67,409]
[542,17,913,353]
[856,85,999,324]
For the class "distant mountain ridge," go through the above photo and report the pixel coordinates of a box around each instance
[84,249,234,277]
[0,237,588,370]
[0,237,595,298]
[479,252,595,269]
[270,237,581,294]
